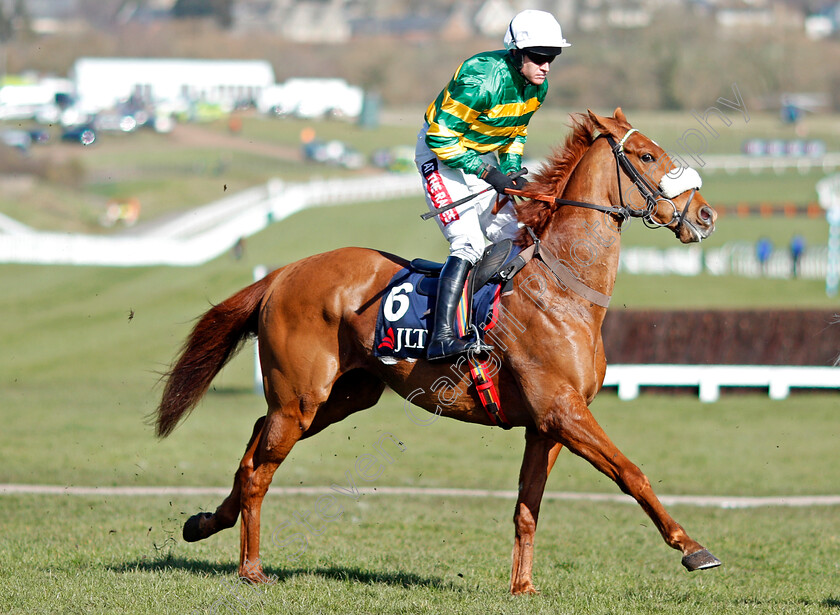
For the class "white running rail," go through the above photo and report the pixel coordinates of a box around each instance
[0,173,421,266]
[602,364,840,402]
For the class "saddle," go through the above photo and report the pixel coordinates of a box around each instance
[410,239,531,298]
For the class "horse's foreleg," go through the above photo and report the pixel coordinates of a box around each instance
[183,416,266,543]
[510,429,563,595]
[538,385,720,571]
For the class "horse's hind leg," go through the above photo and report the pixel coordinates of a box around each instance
[237,371,386,581]
[510,429,563,595]
[537,385,721,571]
[236,406,305,580]
[183,416,266,542]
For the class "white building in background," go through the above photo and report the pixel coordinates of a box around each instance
[71,58,276,114]
[0,77,74,121]
[257,78,364,119]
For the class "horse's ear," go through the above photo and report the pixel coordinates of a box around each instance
[587,108,621,138]
[613,107,629,125]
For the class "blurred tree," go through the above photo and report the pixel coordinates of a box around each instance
[0,2,14,44]
[77,0,128,28]
[0,0,28,79]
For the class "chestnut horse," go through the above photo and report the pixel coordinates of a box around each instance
[155,108,720,594]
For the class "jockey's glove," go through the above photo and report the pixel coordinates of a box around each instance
[479,164,529,195]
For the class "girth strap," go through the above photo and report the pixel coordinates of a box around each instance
[455,278,512,430]
[468,358,511,430]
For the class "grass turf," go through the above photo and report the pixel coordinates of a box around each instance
[1,493,838,614]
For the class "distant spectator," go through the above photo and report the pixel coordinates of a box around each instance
[790,235,805,278]
[232,237,245,261]
[756,237,773,275]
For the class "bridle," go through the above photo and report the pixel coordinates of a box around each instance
[604,129,698,237]
[510,128,699,237]
[502,126,705,309]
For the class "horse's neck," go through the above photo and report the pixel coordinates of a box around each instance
[539,146,623,302]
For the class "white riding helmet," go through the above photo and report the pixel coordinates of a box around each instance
[504,10,571,56]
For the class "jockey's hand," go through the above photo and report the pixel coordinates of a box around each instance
[511,173,530,192]
[479,165,517,195]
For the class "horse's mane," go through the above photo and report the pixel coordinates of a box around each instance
[515,113,596,243]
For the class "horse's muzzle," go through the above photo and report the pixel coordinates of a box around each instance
[677,204,716,243]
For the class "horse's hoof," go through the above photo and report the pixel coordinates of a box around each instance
[681,548,721,571]
[183,512,214,542]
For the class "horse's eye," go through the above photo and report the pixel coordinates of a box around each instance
[641,153,655,163]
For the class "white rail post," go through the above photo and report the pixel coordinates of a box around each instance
[253,265,269,395]
[817,174,840,296]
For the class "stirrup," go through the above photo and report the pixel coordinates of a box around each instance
[426,333,494,361]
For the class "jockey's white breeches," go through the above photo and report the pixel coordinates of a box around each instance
[415,125,521,265]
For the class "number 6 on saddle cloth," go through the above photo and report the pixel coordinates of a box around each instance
[374,239,528,363]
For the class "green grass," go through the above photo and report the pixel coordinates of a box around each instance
[1,240,839,612]
[1,493,838,614]
[2,385,839,493]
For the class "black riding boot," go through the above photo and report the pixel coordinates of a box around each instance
[426,256,491,361]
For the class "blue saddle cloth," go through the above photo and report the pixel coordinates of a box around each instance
[374,268,501,360]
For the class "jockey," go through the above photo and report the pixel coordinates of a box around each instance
[416,9,571,360]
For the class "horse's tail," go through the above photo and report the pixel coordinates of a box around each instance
[155,271,279,438]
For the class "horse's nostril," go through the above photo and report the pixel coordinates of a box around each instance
[699,206,714,224]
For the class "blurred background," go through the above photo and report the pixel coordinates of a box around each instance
[1,0,838,422]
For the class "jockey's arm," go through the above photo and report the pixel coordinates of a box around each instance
[498,133,527,175]
[424,71,490,176]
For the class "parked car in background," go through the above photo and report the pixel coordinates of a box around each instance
[371,145,415,173]
[61,124,96,145]
[94,112,137,133]
[27,128,50,144]
[302,139,364,169]
[0,129,32,153]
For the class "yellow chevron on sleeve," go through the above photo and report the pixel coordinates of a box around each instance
[425,118,462,140]
[429,142,468,160]
[470,121,527,139]
[438,90,481,124]
[484,97,541,119]
[424,100,438,123]
[459,136,500,154]
[498,139,526,156]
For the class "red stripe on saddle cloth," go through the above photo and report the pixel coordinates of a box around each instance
[482,285,501,333]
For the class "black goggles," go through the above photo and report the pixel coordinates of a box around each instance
[525,50,559,65]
